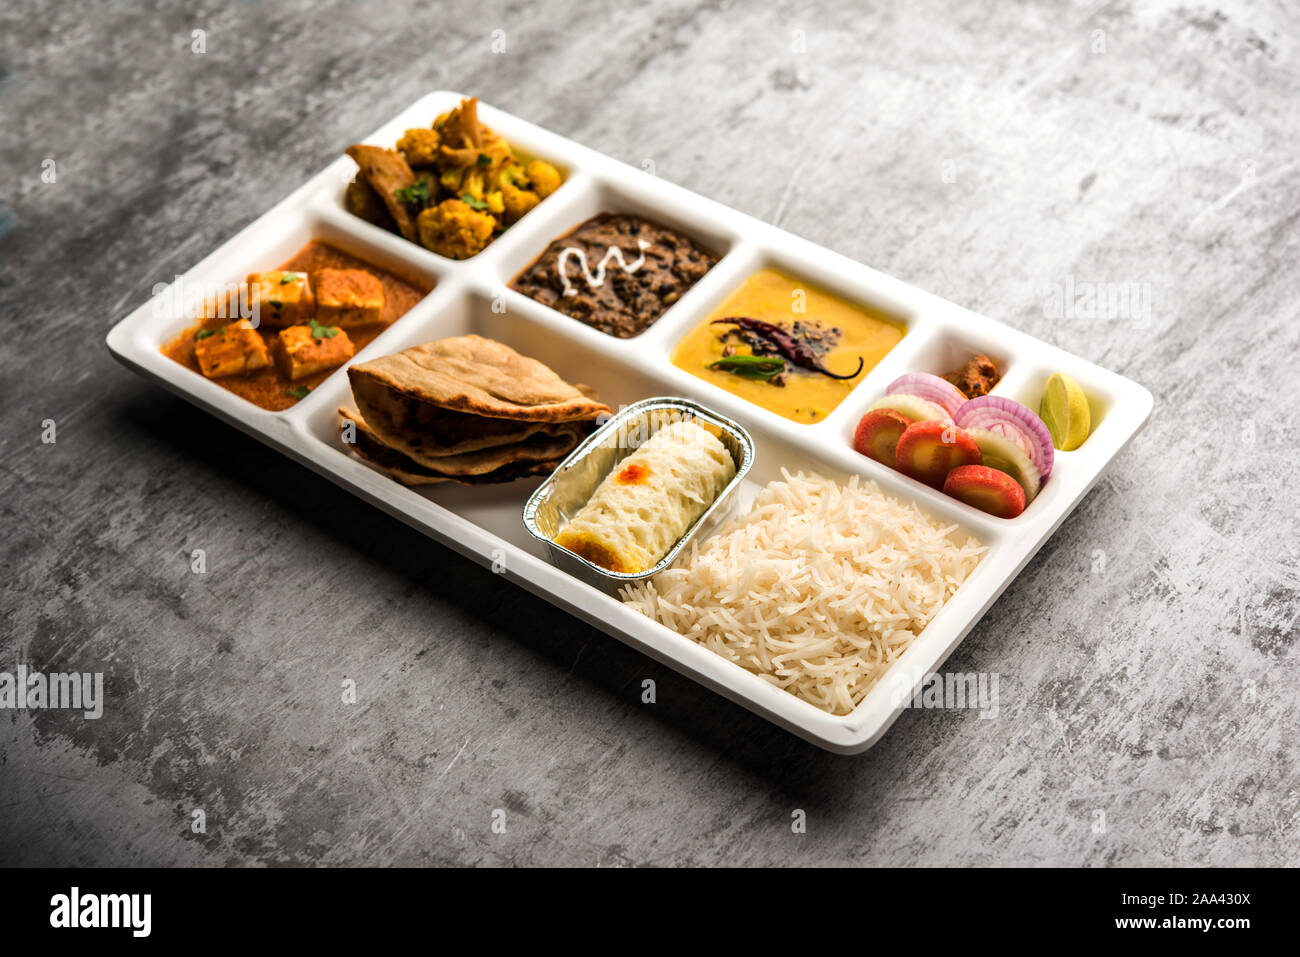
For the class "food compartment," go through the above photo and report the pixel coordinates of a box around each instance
[330,93,575,263]
[153,209,438,414]
[524,398,755,593]
[666,252,910,426]
[834,327,1067,522]
[498,175,741,340]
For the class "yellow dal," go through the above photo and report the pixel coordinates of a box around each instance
[671,269,904,423]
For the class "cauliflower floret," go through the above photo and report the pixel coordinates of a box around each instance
[455,170,505,216]
[501,182,539,223]
[396,128,441,167]
[526,160,562,199]
[499,165,541,223]
[417,199,496,259]
[439,166,464,193]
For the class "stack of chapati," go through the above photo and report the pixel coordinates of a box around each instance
[339,334,609,485]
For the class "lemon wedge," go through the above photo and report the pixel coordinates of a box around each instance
[1040,373,1091,451]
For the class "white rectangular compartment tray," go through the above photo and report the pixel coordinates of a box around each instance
[106,91,1153,753]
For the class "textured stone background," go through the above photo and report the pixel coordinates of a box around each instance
[1,0,1297,866]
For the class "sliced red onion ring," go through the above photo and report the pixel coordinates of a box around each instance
[885,373,968,419]
[868,393,953,424]
[954,395,1055,481]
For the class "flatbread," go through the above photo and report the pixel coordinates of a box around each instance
[345,378,606,460]
[349,374,557,457]
[340,334,606,487]
[340,407,576,484]
[405,426,581,475]
[343,396,587,472]
[347,335,610,425]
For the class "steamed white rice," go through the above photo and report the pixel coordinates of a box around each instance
[620,469,985,715]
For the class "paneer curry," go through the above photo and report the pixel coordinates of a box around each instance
[162,242,430,411]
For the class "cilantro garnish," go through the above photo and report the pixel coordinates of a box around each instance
[309,319,339,339]
[393,175,431,208]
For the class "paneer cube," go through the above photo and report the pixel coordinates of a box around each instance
[274,322,355,381]
[248,270,315,328]
[314,268,385,326]
[193,320,272,378]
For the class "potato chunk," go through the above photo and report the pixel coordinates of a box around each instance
[344,175,396,231]
[193,320,271,378]
[315,268,385,326]
[345,145,420,241]
[248,270,315,328]
[274,322,355,381]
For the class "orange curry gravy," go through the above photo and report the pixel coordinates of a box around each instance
[162,242,431,411]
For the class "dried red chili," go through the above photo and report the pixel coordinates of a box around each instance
[710,317,863,380]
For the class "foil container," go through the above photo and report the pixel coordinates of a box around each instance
[522,397,755,595]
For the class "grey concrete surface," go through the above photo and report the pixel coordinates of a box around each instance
[1,0,1297,867]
